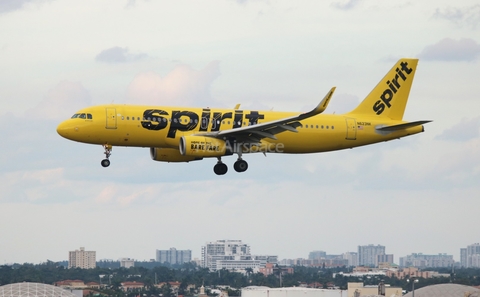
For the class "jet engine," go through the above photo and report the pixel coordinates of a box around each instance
[179,136,231,157]
[150,147,201,162]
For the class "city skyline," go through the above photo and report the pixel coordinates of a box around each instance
[1,0,479,265]
[7,241,474,267]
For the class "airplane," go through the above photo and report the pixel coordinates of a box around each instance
[57,58,431,175]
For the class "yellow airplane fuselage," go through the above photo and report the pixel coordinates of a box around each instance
[57,104,423,153]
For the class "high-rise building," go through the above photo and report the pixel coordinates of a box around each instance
[68,247,96,269]
[377,254,394,265]
[399,253,454,268]
[308,251,326,260]
[342,252,358,267]
[201,239,276,271]
[156,248,192,265]
[358,244,386,267]
[461,243,480,268]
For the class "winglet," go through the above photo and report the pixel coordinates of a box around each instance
[299,87,335,119]
[234,104,241,110]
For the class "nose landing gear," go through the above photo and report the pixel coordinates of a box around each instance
[101,144,112,167]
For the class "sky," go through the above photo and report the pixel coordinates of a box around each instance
[0,0,480,265]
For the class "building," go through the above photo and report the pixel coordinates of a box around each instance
[119,258,135,268]
[347,282,402,297]
[259,262,294,276]
[0,283,79,297]
[242,286,348,297]
[68,247,96,269]
[402,283,480,297]
[201,239,277,271]
[385,267,450,279]
[357,244,386,267]
[461,243,480,268]
[121,281,144,291]
[156,248,192,265]
[377,254,394,265]
[399,253,454,268]
[308,251,327,260]
[342,252,358,267]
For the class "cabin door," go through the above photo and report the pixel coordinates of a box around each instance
[345,118,357,140]
[106,108,117,129]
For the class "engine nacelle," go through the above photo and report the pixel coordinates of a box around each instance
[150,147,201,163]
[179,136,228,157]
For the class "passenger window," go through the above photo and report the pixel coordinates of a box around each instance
[326,126,329,129]
[305,125,308,129]
[321,125,324,129]
[127,117,129,120]
[316,125,318,129]
[121,116,124,120]
[332,126,334,129]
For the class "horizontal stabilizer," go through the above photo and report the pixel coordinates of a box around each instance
[376,120,432,131]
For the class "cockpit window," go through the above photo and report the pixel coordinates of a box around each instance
[71,113,93,119]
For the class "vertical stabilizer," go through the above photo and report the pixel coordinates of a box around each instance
[347,58,418,120]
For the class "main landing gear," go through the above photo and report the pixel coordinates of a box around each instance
[213,157,248,175]
[101,144,112,167]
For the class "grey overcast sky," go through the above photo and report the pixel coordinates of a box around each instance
[0,0,479,264]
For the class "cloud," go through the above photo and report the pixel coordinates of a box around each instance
[126,61,221,106]
[434,5,480,29]
[418,38,480,62]
[331,0,362,11]
[325,93,360,114]
[0,0,38,14]
[95,46,148,63]
[436,117,480,142]
[26,81,92,120]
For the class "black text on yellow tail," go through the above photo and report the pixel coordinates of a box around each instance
[348,58,418,120]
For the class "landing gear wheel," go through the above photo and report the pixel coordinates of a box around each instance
[101,159,110,167]
[101,144,112,168]
[234,159,248,172]
[214,163,228,175]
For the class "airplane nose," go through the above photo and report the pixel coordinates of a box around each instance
[57,121,72,139]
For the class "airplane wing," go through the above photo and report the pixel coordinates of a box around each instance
[196,87,335,142]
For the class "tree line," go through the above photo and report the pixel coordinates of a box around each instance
[1,262,480,297]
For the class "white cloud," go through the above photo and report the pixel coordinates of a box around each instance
[418,38,480,61]
[331,0,363,11]
[126,61,221,106]
[1,0,480,264]
[436,117,480,142]
[0,0,41,14]
[95,46,148,63]
[434,5,480,29]
[26,81,92,120]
